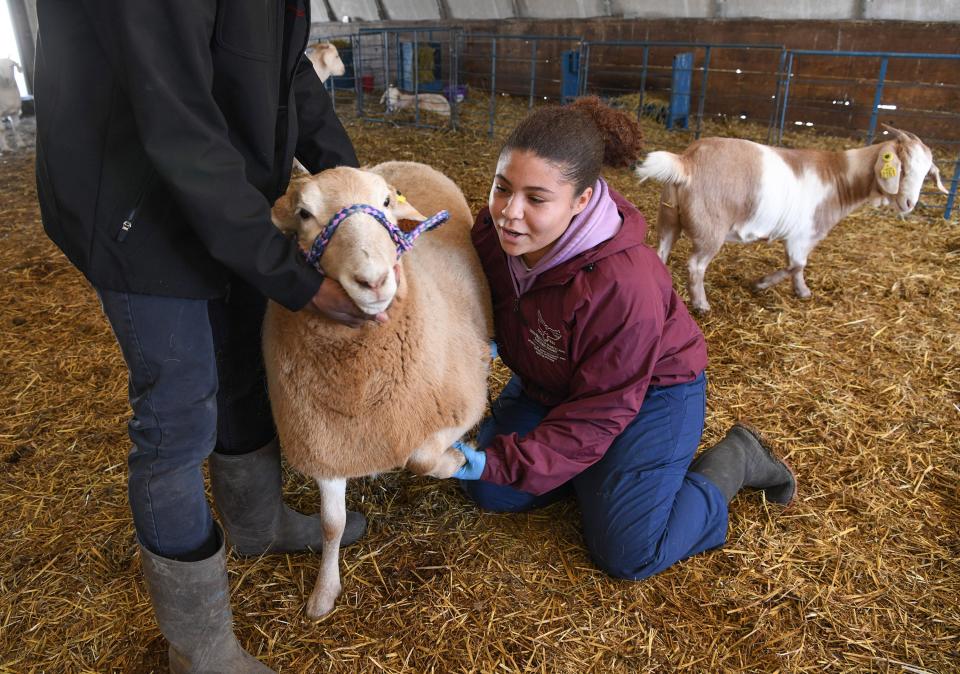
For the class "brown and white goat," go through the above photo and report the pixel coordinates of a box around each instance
[634,124,949,313]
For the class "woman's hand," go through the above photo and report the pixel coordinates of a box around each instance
[452,440,486,480]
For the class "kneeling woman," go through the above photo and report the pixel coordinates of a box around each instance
[451,98,795,580]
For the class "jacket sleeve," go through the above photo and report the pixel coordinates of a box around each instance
[481,278,666,495]
[293,58,359,172]
[78,0,322,310]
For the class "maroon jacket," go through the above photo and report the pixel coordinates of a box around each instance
[471,188,707,495]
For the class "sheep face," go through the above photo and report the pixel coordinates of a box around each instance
[273,167,427,315]
[306,43,345,83]
[877,125,949,214]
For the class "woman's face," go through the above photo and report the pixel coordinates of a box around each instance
[488,149,592,266]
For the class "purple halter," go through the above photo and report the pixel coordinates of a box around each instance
[303,203,449,270]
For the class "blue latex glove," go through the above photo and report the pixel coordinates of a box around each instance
[489,339,499,360]
[452,440,486,480]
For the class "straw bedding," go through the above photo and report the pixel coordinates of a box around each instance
[1,99,957,672]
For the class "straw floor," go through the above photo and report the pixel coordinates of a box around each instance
[1,97,958,673]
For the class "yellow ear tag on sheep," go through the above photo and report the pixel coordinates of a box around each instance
[880,152,898,179]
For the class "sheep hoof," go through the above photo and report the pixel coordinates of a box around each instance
[306,590,339,619]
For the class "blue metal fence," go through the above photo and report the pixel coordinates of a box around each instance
[307,28,959,220]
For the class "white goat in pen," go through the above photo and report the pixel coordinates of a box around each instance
[380,85,451,117]
[0,58,22,153]
[635,124,949,313]
[264,161,492,617]
[306,42,346,83]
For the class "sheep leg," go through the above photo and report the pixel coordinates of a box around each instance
[305,477,346,619]
[406,427,468,479]
[7,114,19,148]
[656,184,681,264]
[686,235,723,314]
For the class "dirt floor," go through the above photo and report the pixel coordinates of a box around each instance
[1,96,958,673]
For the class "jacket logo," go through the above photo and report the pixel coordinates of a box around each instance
[528,311,566,363]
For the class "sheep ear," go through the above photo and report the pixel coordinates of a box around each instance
[929,161,949,194]
[390,190,426,222]
[271,191,300,232]
[874,143,901,196]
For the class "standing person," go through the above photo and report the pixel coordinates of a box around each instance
[451,98,796,580]
[34,2,371,671]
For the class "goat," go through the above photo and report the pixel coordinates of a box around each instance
[265,161,492,617]
[379,85,451,117]
[635,124,949,313]
[306,42,346,83]
[0,58,22,152]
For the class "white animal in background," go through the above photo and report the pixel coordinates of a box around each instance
[634,124,949,313]
[265,161,492,618]
[0,58,23,153]
[306,42,346,83]
[379,85,451,117]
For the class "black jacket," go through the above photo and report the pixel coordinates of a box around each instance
[34,0,358,309]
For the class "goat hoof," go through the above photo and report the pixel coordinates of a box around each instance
[794,289,812,300]
[691,304,710,316]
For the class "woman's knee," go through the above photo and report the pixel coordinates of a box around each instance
[461,479,554,513]
[585,529,665,580]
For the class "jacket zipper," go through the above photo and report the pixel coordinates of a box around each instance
[116,173,156,242]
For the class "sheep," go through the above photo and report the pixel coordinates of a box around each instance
[379,85,451,117]
[264,161,492,618]
[0,58,22,153]
[306,41,346,83]
[634,124,949,314]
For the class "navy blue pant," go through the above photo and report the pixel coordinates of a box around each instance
[97,281,275,560]
[462,373,729,580]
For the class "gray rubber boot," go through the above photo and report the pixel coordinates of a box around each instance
[688,422,796,504]
[209,439,366,556]
[139,528,273,674]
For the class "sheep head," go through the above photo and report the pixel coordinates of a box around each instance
[273,167,427,316]
[306,42,346,83]
[876,124,948,214]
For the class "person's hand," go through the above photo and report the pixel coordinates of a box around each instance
[302,277,388,328]
[489,339,499,360]
[452,440,486,480]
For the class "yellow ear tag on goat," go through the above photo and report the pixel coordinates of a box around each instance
[880,152,898,179]
[396,193,407,203]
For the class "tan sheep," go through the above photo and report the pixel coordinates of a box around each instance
[306,42,346,83]
[265,161,492,617]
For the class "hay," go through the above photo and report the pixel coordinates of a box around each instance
[1,99,958,673]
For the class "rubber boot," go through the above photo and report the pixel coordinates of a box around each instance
[209,439,366,556]
[139,527,273,674]
[688,422,796,504]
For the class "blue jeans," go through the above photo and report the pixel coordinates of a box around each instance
[96,281,275,560]
[462,372,728,580]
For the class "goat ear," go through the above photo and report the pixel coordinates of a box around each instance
[874,143,901,196]
[928,161,949,194]
[390,189,426,222]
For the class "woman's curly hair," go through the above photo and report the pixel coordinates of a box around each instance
[500,96,645,194]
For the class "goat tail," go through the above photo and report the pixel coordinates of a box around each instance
[633,151,690,186]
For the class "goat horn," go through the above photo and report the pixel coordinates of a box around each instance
[880,123,908,139]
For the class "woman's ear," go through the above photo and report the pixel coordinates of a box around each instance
[572,186,594,216]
